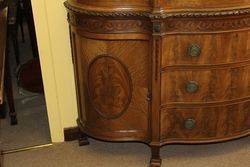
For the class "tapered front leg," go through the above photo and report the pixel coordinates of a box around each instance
[150,146,162,167]
[78,133,90,146]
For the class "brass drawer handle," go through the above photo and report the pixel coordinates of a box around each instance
[188,44,201,57]
[185,118,196,130]
[186,81,199,93]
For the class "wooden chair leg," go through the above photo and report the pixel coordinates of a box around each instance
[23,0,39,58]
[11,30,20,65]
[17,0,25,43]
[0,102,7,119]
[19,20,25,43]
[5,52,17,125]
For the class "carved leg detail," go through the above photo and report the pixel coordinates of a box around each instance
[78,133,89,146]
[150,146,162,167]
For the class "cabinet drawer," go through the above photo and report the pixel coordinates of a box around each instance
[161,65,250,104]
[161,102,250,143]
[162,31,250,67]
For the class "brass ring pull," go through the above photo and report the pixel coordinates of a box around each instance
[188,44,201,57]
[185,118,196,129]
[186,81,199,93]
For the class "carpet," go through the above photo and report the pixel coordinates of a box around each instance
[3,137,250,167]
[0,96,51,150]
[0,20,51,151]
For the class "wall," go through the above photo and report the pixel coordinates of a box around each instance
[31,0,78,142]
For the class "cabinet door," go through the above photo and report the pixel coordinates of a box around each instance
[72,35,150,142]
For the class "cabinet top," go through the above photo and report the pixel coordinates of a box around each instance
[69,0,250,10]
[66,0,250,18]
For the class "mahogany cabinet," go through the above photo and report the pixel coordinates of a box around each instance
[65,1,250,166]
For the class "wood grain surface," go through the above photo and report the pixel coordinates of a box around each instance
[161,101,250,144]
[162,31,250,66]
[71,34,150,142]
[66,1,250,166]
[161,66,250,103]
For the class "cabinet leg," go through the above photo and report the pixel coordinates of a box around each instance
[78,133,89,146]
[150,146,162,167]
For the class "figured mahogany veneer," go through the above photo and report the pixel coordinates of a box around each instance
[161,66,250,103]
[161,101,250,143]
[72,37,150,141]
[65,1,250,167]
[162,32,250,66]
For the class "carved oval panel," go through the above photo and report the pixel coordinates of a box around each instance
[87,55,132,119]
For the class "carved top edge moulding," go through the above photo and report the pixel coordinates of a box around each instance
[64,1,250,18]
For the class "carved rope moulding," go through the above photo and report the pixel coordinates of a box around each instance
[152,8,250,19]
[161,17,250,33]
[64,2,250,18]
[64,2,150,18]
[87,55,133,120]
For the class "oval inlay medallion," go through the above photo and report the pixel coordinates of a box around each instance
[88,55,132,119]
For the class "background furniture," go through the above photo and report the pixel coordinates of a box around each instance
[17,58,43,94]
[21,0,39,59]
[0,3,6,166]
[65,1,250,167]
[0,0,6,9]
[7,0,39,66]
[0,6,17,125]
[7,1,21,65]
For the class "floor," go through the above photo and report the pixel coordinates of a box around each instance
[0,20,51,151]
[3,137,250,167]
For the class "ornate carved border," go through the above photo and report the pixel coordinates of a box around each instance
[65,1,250,18]
[151,8,250,19]
[160,16,250,34]
[67,12,152,34]
[65,2,250,34]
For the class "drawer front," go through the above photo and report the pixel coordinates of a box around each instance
[159,0,250,10]
[161,65,250,104]
[162,31,250,67]
[161,101,250,143]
